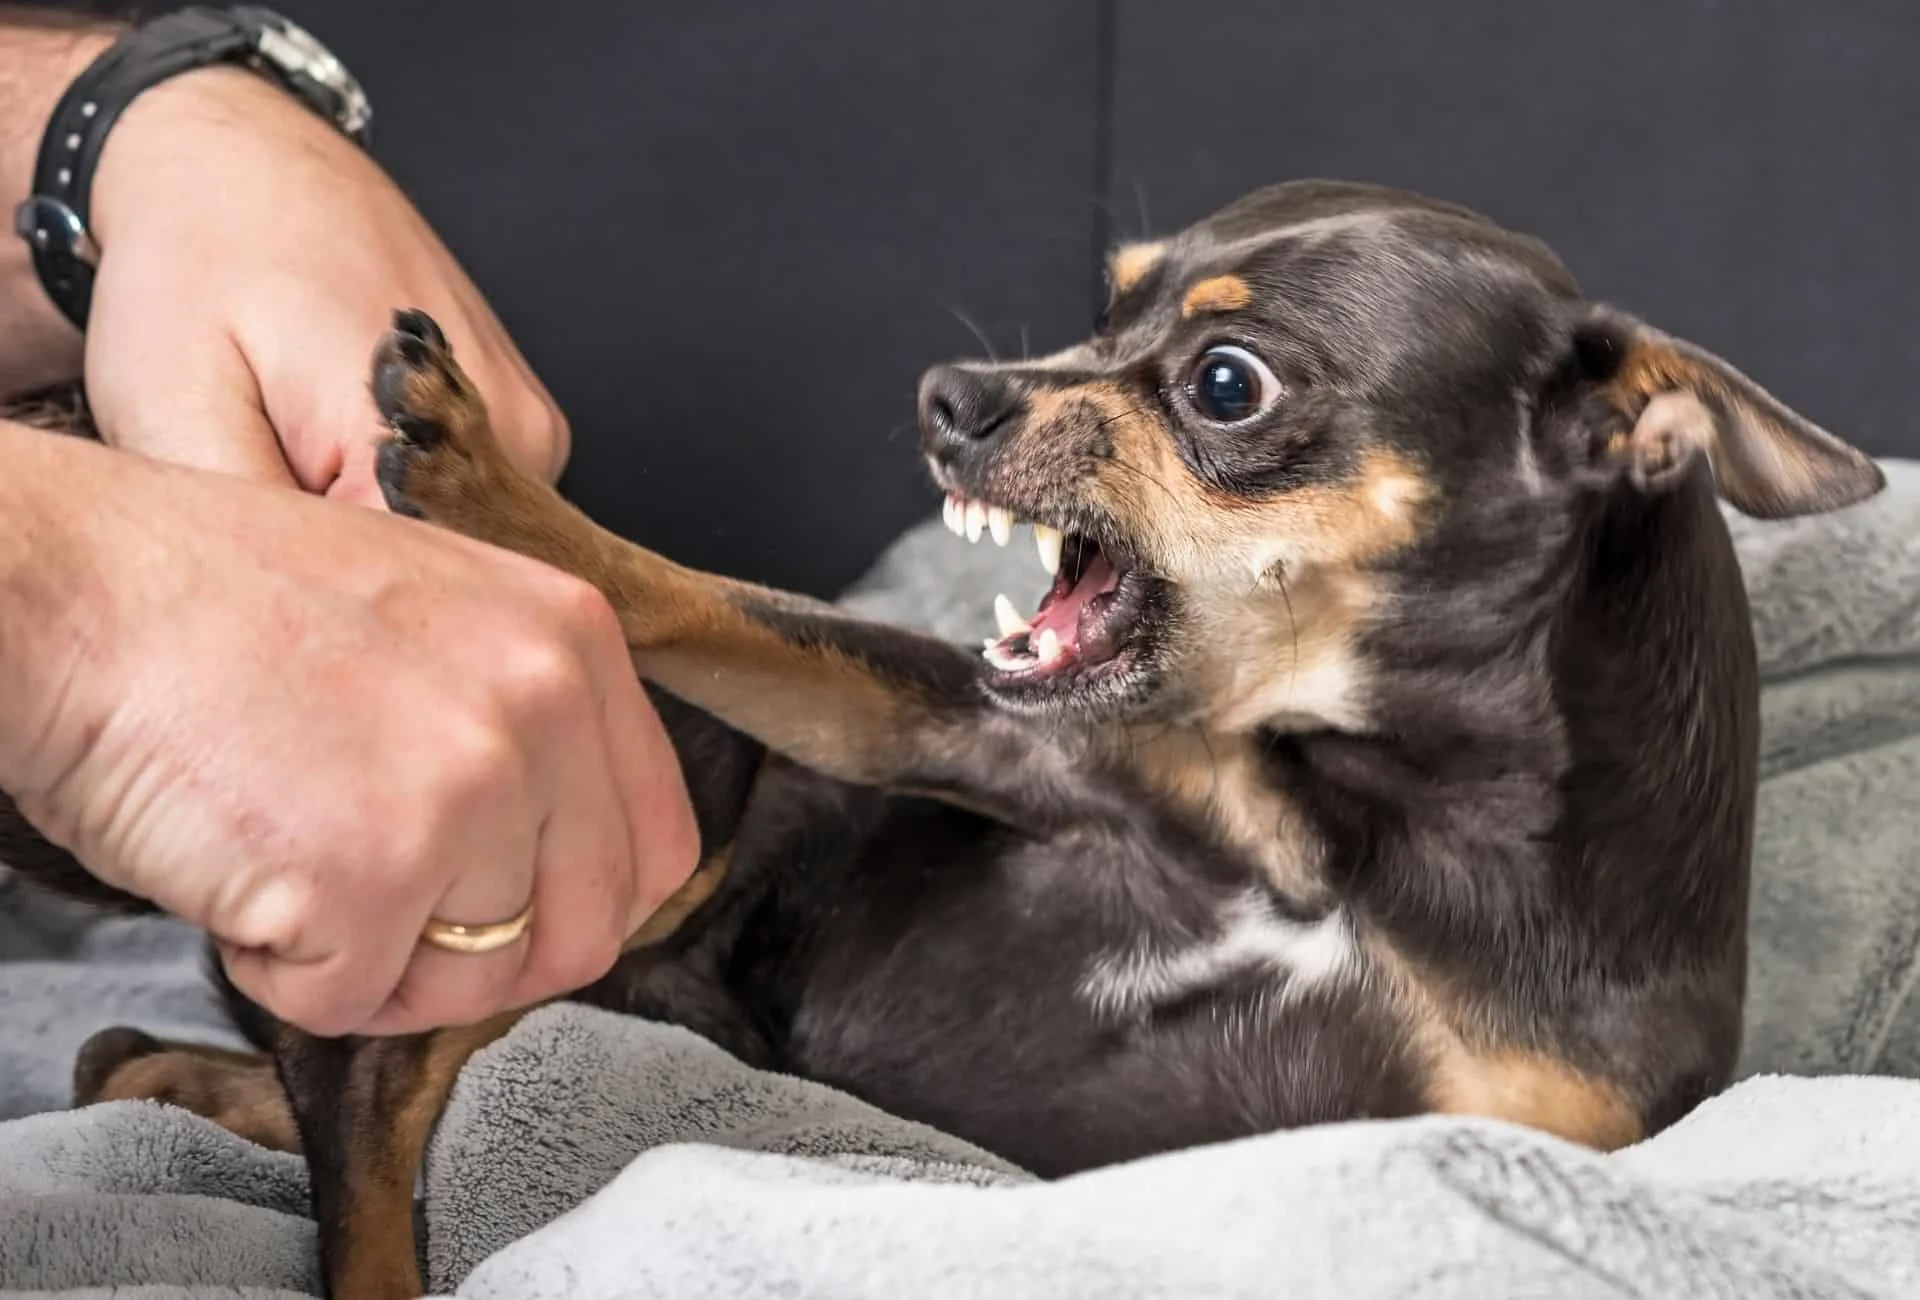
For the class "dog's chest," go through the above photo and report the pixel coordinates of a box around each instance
[1076,888,1359,1019]
[763,813,1390,1175]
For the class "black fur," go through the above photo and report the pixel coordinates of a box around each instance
[3,180,1885,1229]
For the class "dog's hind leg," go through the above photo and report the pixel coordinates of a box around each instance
[272,1016,525,1300]
[75,1013,526,1300]
[370,309,1087,833]
[72,1027,302,1152]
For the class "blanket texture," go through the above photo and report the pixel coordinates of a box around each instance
[3,461,1919,1297]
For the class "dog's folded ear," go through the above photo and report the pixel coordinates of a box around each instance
[1569,305,1884,519]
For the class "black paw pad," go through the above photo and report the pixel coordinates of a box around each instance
[73,1025,163,1105]
[376,440,426,518]
[390,307,448,351]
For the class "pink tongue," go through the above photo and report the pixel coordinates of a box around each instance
[1032,549,1119,649]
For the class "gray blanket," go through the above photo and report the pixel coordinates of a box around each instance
[4,462,1920,1297]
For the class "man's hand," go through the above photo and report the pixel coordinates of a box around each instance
[82,58,570,501]
[0,15,699,1037]
[0,423,699,1038]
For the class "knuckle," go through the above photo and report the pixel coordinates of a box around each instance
[223,874,319,953]
[436,715,525,808]
[504,632,590,712]
[549,573,620,644]
[533,929,618,998]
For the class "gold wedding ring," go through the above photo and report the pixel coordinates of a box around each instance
[420,902,534,955]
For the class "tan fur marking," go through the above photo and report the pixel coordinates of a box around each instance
[1005,380,1431,733]
[1108,241,1165,295]
[1187,565,1377,733]
[86,1045,300,1152]
[1119,726,1331,905]
[334,1011,526,1300]
[1369,936,1644,1152]
[1605,348,1721,477]
[1180,275,1254,318]
[626,844,732,950]
[1427,1049,1644,1151]
[1600,331,1882,518]
[1085,385,1429,575]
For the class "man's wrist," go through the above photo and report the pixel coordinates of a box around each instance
[0,17,119,392]
[89,61,321,254]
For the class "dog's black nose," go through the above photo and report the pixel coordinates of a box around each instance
[918,365,1015,461]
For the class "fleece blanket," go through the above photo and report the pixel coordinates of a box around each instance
[3,461,1919,1297]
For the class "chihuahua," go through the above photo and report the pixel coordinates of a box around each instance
[4,179,1884,1297]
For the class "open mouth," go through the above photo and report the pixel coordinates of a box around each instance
[941,493,1161,693]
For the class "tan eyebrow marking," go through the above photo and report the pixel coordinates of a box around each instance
[1180,275,1253,318]
[1108,241,1166,294]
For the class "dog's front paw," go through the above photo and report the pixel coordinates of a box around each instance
[371,308,495,522]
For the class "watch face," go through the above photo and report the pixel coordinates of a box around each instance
[255,14,373,142]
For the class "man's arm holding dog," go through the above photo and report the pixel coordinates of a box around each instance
[0,7,703,1037]
[0,5,566,499]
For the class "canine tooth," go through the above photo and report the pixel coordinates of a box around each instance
[987,506,1013,547]
[1035,627,1064,664]
[1035,524,1064,575]
[965,500,987,543]
[943,496,965,537]
[993,593,1030,636]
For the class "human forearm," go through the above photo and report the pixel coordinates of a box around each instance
[0,9,120,393]
[0,417,116,786]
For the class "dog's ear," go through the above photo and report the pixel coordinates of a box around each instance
[1569,305,1883,519]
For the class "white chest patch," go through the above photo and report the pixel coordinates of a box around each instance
[1078,891,1358,1020]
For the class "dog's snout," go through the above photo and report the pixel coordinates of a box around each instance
[918,366,1016,461]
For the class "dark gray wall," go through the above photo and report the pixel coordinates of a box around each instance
[56,1,1920,594]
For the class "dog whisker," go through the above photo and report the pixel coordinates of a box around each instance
[946,307,1000,364]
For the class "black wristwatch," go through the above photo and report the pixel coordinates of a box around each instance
[11,6,372,331]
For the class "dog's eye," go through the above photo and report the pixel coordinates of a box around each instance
[1187,346,1281,423]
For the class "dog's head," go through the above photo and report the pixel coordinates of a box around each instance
[918,180,1883,728]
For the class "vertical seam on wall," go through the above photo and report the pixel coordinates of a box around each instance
[1089,0,1117,312]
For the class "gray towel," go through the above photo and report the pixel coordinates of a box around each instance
[7,1004,1920,1299]
[3,462,1919,1297]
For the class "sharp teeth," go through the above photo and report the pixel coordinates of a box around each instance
[987,506,1013,547]
[964,500,986,543]
[982,640,1036,672]
[1034,524,1064,575]
[993,593,1030,636]
[942,496,965,537]
[1035,627,1064,664]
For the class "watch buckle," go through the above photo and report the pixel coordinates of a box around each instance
[12,196,100,267]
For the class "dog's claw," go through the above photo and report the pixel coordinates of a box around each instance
[370,312,454,449]
[369,306,494,521]
[390,307,447,351]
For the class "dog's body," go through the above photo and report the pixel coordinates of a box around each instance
[2,180,1885,1297]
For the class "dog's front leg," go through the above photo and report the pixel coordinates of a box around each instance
[369,311,1087,831]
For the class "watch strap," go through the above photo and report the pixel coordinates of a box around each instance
[14,6,371,332]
